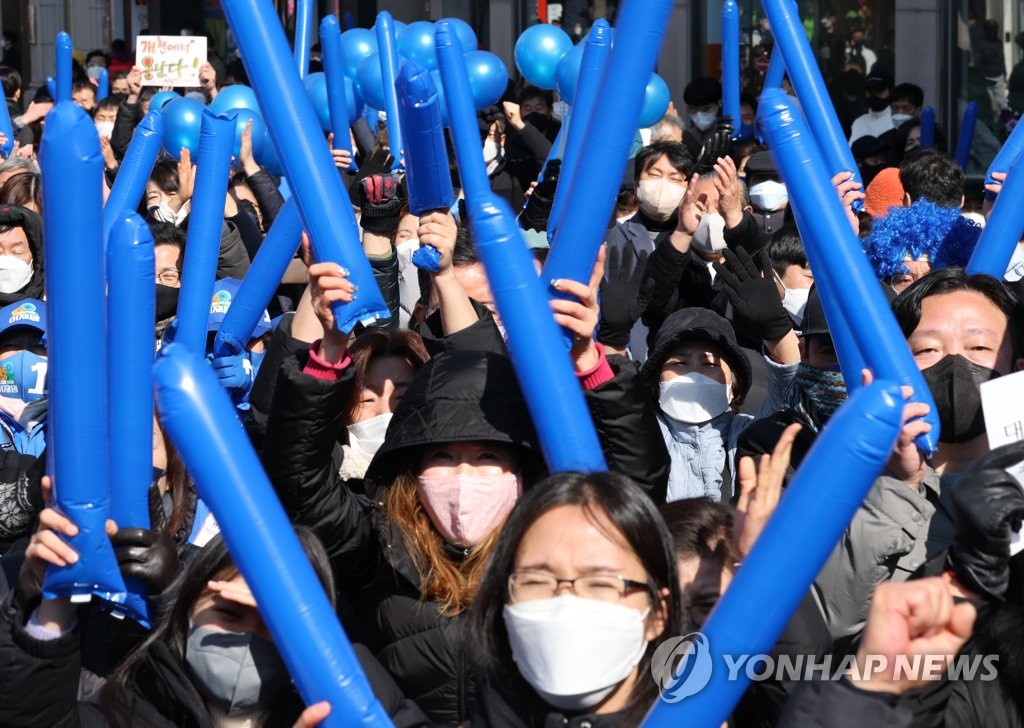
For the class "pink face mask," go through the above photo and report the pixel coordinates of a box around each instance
[416,473,522,547]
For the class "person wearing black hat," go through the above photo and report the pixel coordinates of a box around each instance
[0,204,44,307]
[850,135,890,186]
[744,151,791,236]
[848,71,894,145]
[682,77,722,161]
[641,299,798,503]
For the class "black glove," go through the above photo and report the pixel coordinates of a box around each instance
[713,247,793,342]
[597,241,653,349]
[111,486,180,601]
[948,440,1024,601]
[518,158,560,233]
[358,172,406,235]
[694,116,735,174]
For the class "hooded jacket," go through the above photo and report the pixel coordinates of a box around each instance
[0,205,44,305]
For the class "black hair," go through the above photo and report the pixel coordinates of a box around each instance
[95,97,119,115]
[72,80,96,98]
[0,66,20,98]
[149,220,187,247]
[893,118,948,163]
[683,76,722,107]
[148,159,180,195]
[633,140,694,185]
[86,49,108,65]
[658,498,738,567]
[101,529,335,727]
[0,171,41,213]
[892,82,924,108]
[452,225,479,267]
[517,85,552,109]
[893,267,1024,366]
[467,471,682,725]
[766,225,807,278]
[899,148,962,208]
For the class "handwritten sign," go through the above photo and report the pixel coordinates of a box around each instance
[981,370,1024,555]
[136,35,207,87]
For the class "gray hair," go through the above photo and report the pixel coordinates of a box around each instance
[651,114,684,140]
[0,157,40,176]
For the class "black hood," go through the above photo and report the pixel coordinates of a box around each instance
[366,349,540,482]
[0,204,44,305]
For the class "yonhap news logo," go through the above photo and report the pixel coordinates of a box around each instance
[649,632,999,703]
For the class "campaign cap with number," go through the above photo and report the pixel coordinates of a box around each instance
[0,299,47,338]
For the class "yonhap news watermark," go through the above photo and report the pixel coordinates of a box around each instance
[650,632,999,703]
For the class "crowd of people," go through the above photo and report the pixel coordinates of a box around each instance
[0,10,1022,728]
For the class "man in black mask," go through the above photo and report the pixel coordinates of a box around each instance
[814,268,1024,639]
[848,71,894,145]
[501,86,561,191]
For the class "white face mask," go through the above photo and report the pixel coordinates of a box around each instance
[690,212,728,255]
[748,180,789,212]
[659,372,731,424]
[86,65,105,81]
[636,178,685,220]
[0,255,33,294]
[690,110,717,131]
[346,412,392,457]
[891,113,912,127]
[776,277,810,326]
[483,139,500,174]
[95,121,114,139]
[503,595,650,710]
[150,200,190,226]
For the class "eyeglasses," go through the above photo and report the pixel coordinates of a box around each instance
[508,571,653,604]
[156,269,181,285]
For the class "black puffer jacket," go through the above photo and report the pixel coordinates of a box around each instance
[0,591,430,727]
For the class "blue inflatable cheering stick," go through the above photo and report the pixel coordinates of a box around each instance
[55,31,73,102]
[955,101,978,170]
[436,22,607,474]
[642,381,903,727]
[985,105,1024,190]
[97,68,109,101]
[548,20,612,240]
[153,344,393,727]
[542,0,676,344]
[760,88,940,453]
[376,12,405,171]
[103,110,165,248]
[396,59,455,273]
[919,105,936,149]
[320,14,358,170]
[174,111,235,356]
[760,0,864,210]
[293,0,313,79]
[722,1,741,135]
[966,155,1024,279]
[39,101,126,604]
[106,212,156,625]
[0,83,13,157]
[213,199,304,358]
[220,0,389,332]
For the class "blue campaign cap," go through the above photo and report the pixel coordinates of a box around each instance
[207,278,272,338]
[0,299,46,340]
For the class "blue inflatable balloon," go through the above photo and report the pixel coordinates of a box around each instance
[294,0,314,79]
[438,17,477,53]
[256,125,285,176]
[919,105,936,149]
[355,54,387,114]
[148,90,179,112]
[393,20,407,36]
[515,24,572,91]
[464,50,509,109]
[56,31,73,102]
[227,107,267,159]
[103,110,164,247]
[210,84,259,115]
[161,96,206,159]
[376,12,405,171]
[638,73,671,128]
[955,101,979,170]
[554,42,584,105]
[340,28,377,78]
[0,85,12,156]
[722,0,741,133]
[304,71,331,131]
[398,20,438,70]
[97,68,109,102]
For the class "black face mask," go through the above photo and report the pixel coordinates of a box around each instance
[523,112,550,133]
[867,96,891,113]
[156,283,180,322]
[921,354,1000,443]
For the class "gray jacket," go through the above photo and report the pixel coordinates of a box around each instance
[814,465,957,639]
